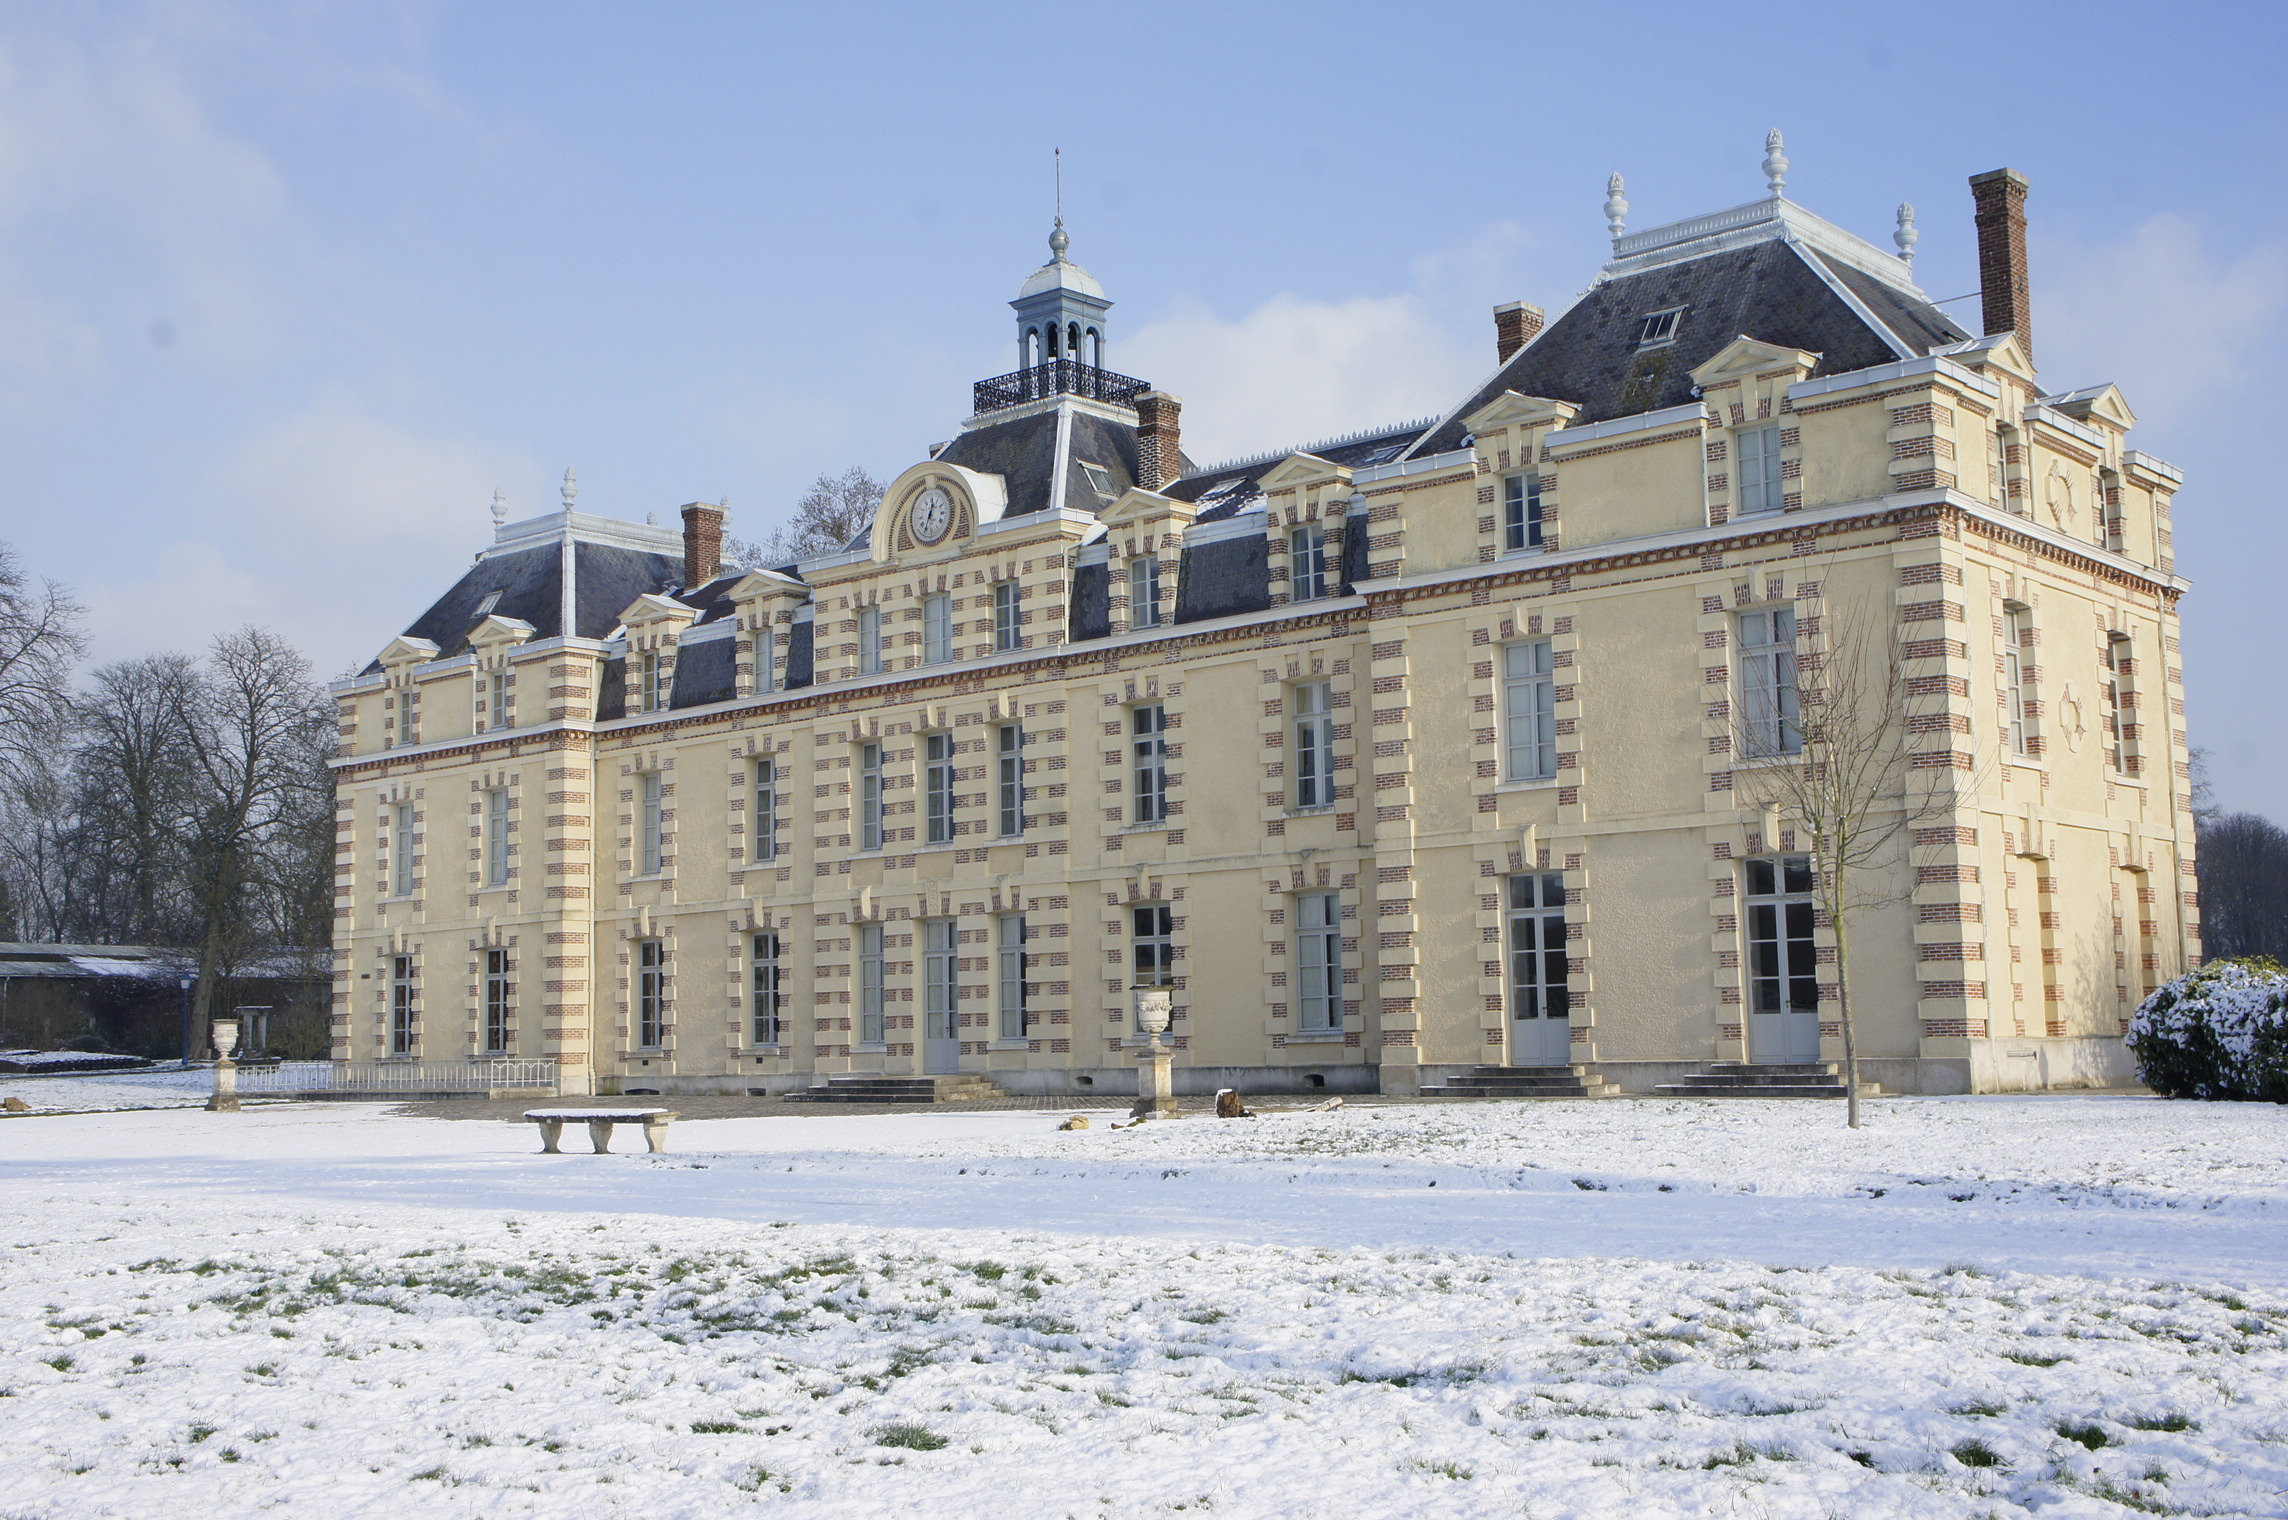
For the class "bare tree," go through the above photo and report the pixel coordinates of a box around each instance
[1731,578,1964,1128]
[69,656,202,943]
[0,543,83,783]
[727,467,885,568]
[2195,811,2288,961]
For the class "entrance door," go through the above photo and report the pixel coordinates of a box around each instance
[1507,872,1572,1066]
[922,919,961,1075]
[1744,855,1822,1062]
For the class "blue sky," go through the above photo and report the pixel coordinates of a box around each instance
[2,1,2283,816]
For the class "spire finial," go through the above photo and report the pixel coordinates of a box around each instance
[560,467,577,511]
[1604,173,1628,238]
[1048,147,1069,262]
[490,486,507,527]
[1763,129,1789,196]
[1893,201,1919,263]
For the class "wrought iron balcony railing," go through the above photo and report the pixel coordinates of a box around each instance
[973,360,1152,415]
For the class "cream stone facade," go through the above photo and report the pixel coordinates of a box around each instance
[329,152,2195,1098]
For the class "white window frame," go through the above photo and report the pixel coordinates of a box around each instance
[1292,681,1335,808]
[391,802,416,898]
[1736,425,1784,516]
[753,625,776,695]
[2003,605,2031,758]
[487,669,510,731]
[483,947,511,1053]
[923,919,958,1042]
[1744,856,1818,1019]
[922,592,953,664]
[1502,473,1544,551]
[1128,556,1162,627]
[483,787,511,888]
[1502,640,1556,781]
[1295,891,1342,1031]
[996,914,1027,1040]
[1737,608,1801,759]
[637,771,665,876]
[636,938,666,1049]
[924,732,955,844]
[2102,630,2132,775]
[1636,307,1683,348]
[1132,704,1168,823]
[857,923,885,1046]
[751,757,777,863]
[996,724,1023,837]
[857,604,883,675]
[390,954,415,1055]
[751,932,782,1047]
[1289,523,1328,602]
[1506,874,1567,1022]
[639,650,663,713]
[992,580,1020,651]
[858,741,884,851]
[1131,903,1174,992]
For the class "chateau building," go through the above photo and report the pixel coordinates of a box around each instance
[330,142,2194,1097]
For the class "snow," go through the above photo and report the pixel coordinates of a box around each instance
[4,1096,2284,1517]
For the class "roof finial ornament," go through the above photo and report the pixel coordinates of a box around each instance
[1048,146,1069,262]
[1604,173,1628,238]
[1893,201,1919,263]
[646,510,658,526]
[1763,129,1789,197]
[490,487,507,527]
[560,467,577,511]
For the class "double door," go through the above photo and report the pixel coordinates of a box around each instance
[923,919,961,1074]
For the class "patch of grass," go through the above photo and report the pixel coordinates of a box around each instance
[873,1422,947,1452]
[2004,1350,2068,1367]
[40,1354,72,1373]
[1950,1438,2004,1469]
[1949,1399,2008,1418]
[187,1424,217,1445]
[2056,1419,2110,1451]
[2126,1413,2197,1433]
[690,1421,744,1434]
[2089,1474,2184,1514]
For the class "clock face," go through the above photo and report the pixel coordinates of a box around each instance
[913,487,953,544]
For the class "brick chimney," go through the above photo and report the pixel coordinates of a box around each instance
[1493,301,1544,363]
[679,502,723,589]
[1134,391,1182,492]
[1970,168,2031,360]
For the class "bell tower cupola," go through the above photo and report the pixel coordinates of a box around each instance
[1012,217,1112,372]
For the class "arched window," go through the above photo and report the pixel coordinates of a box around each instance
[1086,328,1102,366]
[1067,323,1081,362]
[1025,327,1041,368]
[1045,324,1060,361]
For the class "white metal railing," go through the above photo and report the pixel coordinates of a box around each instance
[228,1059,560,1095]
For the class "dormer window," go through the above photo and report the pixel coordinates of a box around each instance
[1636,308,1684,349]
[473,591,503,618]
[1079,462,1116,499]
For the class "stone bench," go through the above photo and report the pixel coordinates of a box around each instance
[524,1108,677,1154]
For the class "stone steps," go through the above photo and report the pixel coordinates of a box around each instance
[781,1073,1007,1105]
[1652,1062,1882,1099]
[1420,1065,1621,1100]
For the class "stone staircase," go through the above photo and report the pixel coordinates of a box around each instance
[781,1073,1007,1105]
[1652,1062,1882,1099]
[1418,1064,1621,1100]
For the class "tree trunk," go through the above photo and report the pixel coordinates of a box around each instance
[1835,903,1861,1130]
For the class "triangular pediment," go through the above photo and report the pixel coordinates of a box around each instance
[1690,336,1820,387]
[619,592,697,628]
[465,615,536,649]
[378,635,440,668]
[726,567,808,602]
[1256,453,1341,491]
[1098,487,1196,528]
[2047,383,2137,432]
[1463,391,1581,435]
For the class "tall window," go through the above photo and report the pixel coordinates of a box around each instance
[1293,681,1335,808]
[1128,556,1162,627]
[2002,605,2031,757]
[1737,608,1801,758]
[922,592,953,664]
[1132,705,1168,823]
[639,651,663,713]
[1289,524,1328,602]
[858,923,885,1044]
[924,733,955,844]
[1295,892,1342,1031]
[1990,426,2012,509]
[391,803,416,898]
[2101,632,2132,773]
[751,758,777,863]
[753,627,776,694]
[751,932,782,1046]
[1502,640,1556,781]
[857,604,883,675]
[858,742,884,850]
[996,724,1024,837]
[484,948,511,1053]
[992,580,1020,651]
[488,670,510,730]
[996,915,1027,1040]
[1132,904,1173,988]
[483,788,511,888]
[1744,856,1818,1021]
[390,955,415,1055]
[1736,425,1784,516]
[636,939,666,1048]
[1503,473,1545,551]
[638,771,664,875]
[1507,874,1568,1022]
[923,920,958,1044]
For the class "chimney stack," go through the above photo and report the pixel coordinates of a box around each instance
[1493,301,1545,363]
[1969,168,2032,360]
[1134,391,1182,492]
[679,502,723,588]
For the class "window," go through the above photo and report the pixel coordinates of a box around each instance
[636,939,666,1048]
[1507,874,1568,1035]
[484,948,511,1053]
[483,788,511,888]
[925,732,955,844]
[473,590,503,618]
[487,670,510,731]
[1737,609,1801,758]
[922,592,953,663]
[1744,856,1818,1021]
[857,604,883,675]
[1989,426,2009,507]
[1132,705,1168,823]
[390,955,415,1055]
[391,802,416,898]
[1289,524,1328,602]
[2002,605,2031,757]
[639,651,663,713]
[997,915,1027,1040]
[1502,473,1545,551]
[1128,556,1162,627]
[1502,640,1557,781]
[996,724,1024,837]
[751,932,782,1046]
[1736,426,1784,516]
[923,919,958,1044]
[1132,903,1173,988]
[751,758,778,863]
[858,742,884,850]
[1078,461,1116,499]
[1636,307,1683,348]
[1292,681,1335,808]
[992,580,1021,651]
[2102,632,2133,774]
[753,626,775,695]
[1295,892,1342,1031]
[637,771,665,875]
[857,923,885,1045]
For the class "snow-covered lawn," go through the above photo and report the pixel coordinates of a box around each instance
[0,1067,210,1113]
[4,1097,2284,1518]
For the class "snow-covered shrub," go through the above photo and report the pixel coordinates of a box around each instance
[2127,958,2288,1101]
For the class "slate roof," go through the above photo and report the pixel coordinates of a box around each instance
[1164,423,1430,523]
[378,536,685,673]
[929,402,1166,519]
